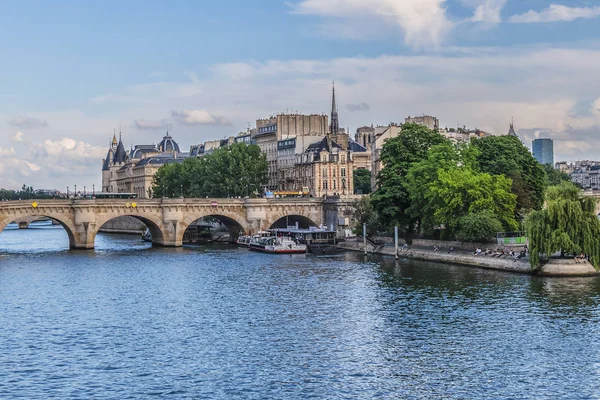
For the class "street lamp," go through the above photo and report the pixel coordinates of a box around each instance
[181,184,183,198]
[66,186,69,199]
[93,184,95,196]
[74,185,77,197]
[84,186,86,197]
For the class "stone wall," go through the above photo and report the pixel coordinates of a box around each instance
[98,216,146,234]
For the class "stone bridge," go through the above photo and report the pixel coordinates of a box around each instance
[0,197,359,249]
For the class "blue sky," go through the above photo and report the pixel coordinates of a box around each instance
[1,0,600,189]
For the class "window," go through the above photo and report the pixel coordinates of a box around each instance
[323,180,328,190]
[322,168,327,179]
[342,178,346,189]
[341,168,346,177]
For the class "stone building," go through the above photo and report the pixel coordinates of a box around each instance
[370,124,402,191]
[355,125,375,149]
[405,115,439,131]
[253,114,329,191]
[101,132,187,198]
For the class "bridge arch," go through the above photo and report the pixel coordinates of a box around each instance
[177,211,248,245]
[0,213,79,248]
[91,213,166,247]
[267,213,319,230]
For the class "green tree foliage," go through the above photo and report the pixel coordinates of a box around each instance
[0,185,53,200]
[525,182,600,270]
[472,135,546,215]
[351,196,382,236]
[151,143,267,198]
[407,142,517,238]
[542,164,571,186]
[371,123,448,233]
[455,211,504,243]
[353,168,371,194]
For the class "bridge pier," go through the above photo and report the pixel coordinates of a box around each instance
[18,221,29,229]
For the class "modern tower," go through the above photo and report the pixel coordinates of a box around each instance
[532,138,554,165]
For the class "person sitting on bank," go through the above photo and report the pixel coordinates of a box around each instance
[474,248,482,255]
[433,245,439,252]
[448,246,454,254]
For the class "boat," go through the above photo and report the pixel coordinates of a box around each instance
[271,227,340,254]
[249,236,307,254]
[237,231,271,247]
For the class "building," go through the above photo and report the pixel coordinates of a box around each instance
[370,124,402,191]
[253,114,329,191]
[507,121,518,137]
[355,126,375,149]
[532,138,554,165]
[405,115,439,131]
[102,131,187,198]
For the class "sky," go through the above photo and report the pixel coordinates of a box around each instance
[1,0,600,190]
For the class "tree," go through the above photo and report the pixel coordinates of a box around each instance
[455,211,504,243]
[151,143,267,198]
[371,123,448,235]
[351,196,382,236]
[525,182,600,270]
[406,142,517,239]
[472,135,546,216]
[542,164,571,186]
[353,168,371,194]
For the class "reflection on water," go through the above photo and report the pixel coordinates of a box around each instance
[1,228,600,399]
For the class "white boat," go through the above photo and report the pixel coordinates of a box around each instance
[237,231,271,247]
[249,236,307,254]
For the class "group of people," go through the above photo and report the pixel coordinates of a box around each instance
[473,246,528,260]
[574,253,588,263]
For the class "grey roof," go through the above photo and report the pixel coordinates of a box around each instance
[158,133,181,153]
[102,148,112,171]
[348,140,367,152]
[134,154,185,168]
[113,140,127,164]
[306,137,341,153]
[131,144,158,159]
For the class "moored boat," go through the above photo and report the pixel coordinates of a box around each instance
[249,236,307,254]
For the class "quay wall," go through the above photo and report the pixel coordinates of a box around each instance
[338,241,599,277]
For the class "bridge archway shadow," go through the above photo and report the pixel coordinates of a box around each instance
[0,215,77,249]
[269,215,318,230]
[93,215,165,248]
[180,215,245,244]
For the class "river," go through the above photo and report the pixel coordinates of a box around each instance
[1,226,600,399]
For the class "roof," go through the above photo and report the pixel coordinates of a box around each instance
[102,148,112,171]
[305,137,341,153]
[348,140,367,152]
[113,139,127,164]
[131,144,158,159]
[134,153,186,168]
[157,133,181,153]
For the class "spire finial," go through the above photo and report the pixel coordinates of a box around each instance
[330,81,339,135]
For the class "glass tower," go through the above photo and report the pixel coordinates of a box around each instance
[532,138,554,165]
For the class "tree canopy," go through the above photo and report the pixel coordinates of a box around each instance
[525,182,600,270]
[370,123,448,233]
[471,135,546,215]
[353,168,371,195]
[407,142,517,239]
[151,143,267,198]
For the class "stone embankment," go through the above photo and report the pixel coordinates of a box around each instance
[337,241,599,277]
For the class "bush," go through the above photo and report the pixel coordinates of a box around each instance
[455,211,503,243]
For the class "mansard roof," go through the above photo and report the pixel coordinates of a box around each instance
[134,153,185,168]
[348,140,367,153]
[131,144,158,159]
[305,137,342,153]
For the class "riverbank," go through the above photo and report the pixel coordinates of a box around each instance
[337,241,599,277]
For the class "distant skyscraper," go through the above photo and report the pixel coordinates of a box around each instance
[532,138,554,165]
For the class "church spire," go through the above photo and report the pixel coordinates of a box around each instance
[329,82,339,135]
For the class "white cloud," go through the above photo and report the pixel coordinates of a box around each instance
[292,0,453,48]
[133,119,169,130]
[8,116,48,129]
[171,110,231,126]
[346,102,370,112]
[0,146,15,156]
[13,131,24,142]
[509,4,600,23]
[466,0,506,23]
